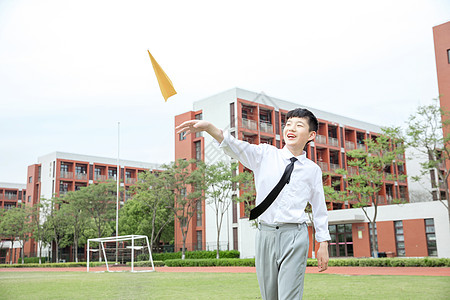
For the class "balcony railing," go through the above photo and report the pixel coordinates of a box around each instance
[75,173,88,180]
[345,141,355,150]
[94,174,107,182]
[330,163,340,171]
[242,118,257,131]
[329,137,339,147]
[318,162,329,171]
[4,194,17,200]
[347,166,358,175]
[356,143,366,150]
[108,175,117,181]
[316,135,327,144]
[377,195,385,204]
[60,171,73,179]
[125,178,137,185]
[260,122,273,134]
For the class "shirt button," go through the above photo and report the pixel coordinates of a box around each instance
[276,226,279,229]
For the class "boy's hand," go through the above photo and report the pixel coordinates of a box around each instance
[317,241,329,272]
[176,120,224,143]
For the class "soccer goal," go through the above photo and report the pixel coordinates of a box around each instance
[87,235,155,273]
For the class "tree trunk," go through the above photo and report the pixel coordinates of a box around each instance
[20,243,24,264]
[39,242,42,264]
[370,221,378,258]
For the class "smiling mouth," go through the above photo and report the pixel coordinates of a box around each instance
[287,134,296,139]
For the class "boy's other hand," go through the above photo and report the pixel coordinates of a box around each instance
[317,241,329,272]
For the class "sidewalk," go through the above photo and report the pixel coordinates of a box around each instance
[1,266,449,276]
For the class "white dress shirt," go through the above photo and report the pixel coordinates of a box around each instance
[219,131,331,242]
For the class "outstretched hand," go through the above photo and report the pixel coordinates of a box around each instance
[176,120,211,136]
[176,120,224,143]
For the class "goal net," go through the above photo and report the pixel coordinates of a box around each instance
[87,235,155,273]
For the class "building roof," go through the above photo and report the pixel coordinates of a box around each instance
[0,182,27,189]
[194,87,383,133]
[37,151,161,170]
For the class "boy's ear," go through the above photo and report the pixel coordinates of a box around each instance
[308,131,316,141]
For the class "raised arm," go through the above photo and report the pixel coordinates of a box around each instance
[176,120,224,143]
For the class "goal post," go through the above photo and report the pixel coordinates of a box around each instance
[87,235,155,273]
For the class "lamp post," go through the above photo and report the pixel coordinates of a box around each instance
[116,122,120,264]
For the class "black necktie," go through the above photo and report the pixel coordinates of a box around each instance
[249,157,298,220]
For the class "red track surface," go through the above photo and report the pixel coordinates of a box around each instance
[1,266,449,276]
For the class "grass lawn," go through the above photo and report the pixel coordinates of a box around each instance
[0,271,449,299]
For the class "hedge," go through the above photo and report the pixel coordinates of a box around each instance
[23,257,50,264]
[1,257,449,268]
[0,262,105,268]
[310,258,450,267]
[164,258,255,267]
[127,260,165,267]
[138,250,240,261]
[160,258,450,268]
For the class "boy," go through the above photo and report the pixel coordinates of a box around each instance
[176,108,330,300]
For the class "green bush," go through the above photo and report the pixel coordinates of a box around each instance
[0,262,105,268]
[138,250,240,261]
[127,260,165,267]
[23,257,49,264]
[164,258,255,267]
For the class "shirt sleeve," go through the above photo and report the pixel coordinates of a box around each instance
[310,167,331,242]
[218,130,265,171]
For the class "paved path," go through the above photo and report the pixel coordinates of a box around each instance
[1,266,449,276]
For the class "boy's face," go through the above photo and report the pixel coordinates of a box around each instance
[283,117,316,150]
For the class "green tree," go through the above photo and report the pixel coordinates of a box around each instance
[162,159,206,259]
[204,161,241,259]
[234,169,256,222]
[401,99,450,220]
[325,132,406,257]
[42,198,71,262]
[29,202,49,264]
[126,170,174,251]
[0,206,32,264]
[59,191,90,262]
[78,182,117,261]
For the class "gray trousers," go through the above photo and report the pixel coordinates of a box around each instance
[255,222,309,300]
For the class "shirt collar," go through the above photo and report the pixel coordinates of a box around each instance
[281,146,307,164]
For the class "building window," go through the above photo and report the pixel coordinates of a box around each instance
[230,103,235,128]
[29,176,32,183]
[328,224,353,257]
[368,223,378,255]
[448,49,450,64]
[233,227,238,250]
[179,132,186,141]
[394,221,405,257]
[108,168,117,180]
[232,195,237,223]
[196,201,202,227]
[425,219,437,256]
[194,141,201,161]
[28,196,31,203]
[196,231,202,251]
[195,113,203,138]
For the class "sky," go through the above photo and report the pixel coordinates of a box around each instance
[0,0,449,183]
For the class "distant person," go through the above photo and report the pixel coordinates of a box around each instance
[176,108,331,300]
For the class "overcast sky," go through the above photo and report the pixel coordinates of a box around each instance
[0,0,449,183]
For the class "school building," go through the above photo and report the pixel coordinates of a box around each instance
[24,151,160,261]
[0,182,27,264]
[175,87,450,258]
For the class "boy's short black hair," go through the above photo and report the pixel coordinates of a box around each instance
[286,108,319,132]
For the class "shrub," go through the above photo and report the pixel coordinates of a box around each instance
[128,261,165,267]
[163,258,255,267]
[138,250,240,261]
[23,257,49,264]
